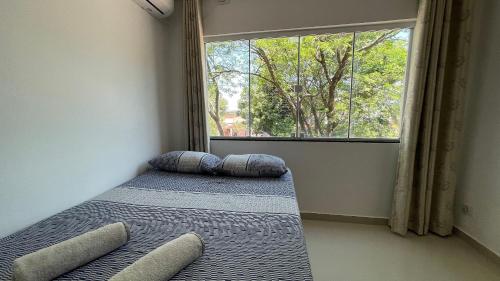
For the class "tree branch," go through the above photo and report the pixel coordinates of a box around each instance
[357,30,398,52]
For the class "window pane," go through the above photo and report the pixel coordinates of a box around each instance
[350,29,410,138]
[206,40,249,137]
[299,33,354,137]
[249,37,298,137]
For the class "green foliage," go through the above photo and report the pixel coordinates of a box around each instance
[299,33,354,137]
[206,41,248,136]
[351,30,409,138]
[249,37,298,136]
[206,29,410,138]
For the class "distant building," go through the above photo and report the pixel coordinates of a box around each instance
[222,111,247,136]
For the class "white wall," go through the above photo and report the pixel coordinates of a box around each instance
[164,0,188,151]
[211,141,399,217]
[203,0,417,36]
[455,0,500,256]
[0,0,170,237]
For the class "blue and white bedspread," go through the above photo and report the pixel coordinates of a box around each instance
[0,169,313,280]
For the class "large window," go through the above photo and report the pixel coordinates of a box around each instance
[206,28,411,140]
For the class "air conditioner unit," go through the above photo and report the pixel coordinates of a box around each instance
[132,0,174,19]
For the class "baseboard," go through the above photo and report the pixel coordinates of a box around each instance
[300,212,389,225]
[453,226,500,266]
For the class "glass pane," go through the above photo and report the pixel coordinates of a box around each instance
[249,37,298,137]
[206,40,250,137]
[350,29,410,138]
[299,33,354,137]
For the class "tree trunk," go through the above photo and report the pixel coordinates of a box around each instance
[208,111,224,136]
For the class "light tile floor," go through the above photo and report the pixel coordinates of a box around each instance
[303,219,500,281]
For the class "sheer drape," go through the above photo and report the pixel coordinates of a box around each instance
[390,0,474,236]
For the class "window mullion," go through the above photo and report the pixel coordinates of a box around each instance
[248,40,252,137]
[296,36,301,138]
[347,32,356,139]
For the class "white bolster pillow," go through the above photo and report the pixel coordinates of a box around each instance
[109,232,205,281]
[12,222,130,281]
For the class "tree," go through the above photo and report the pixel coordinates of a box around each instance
[249,37,299,136]
[206,29,410,138]
[297,33,354,137]
[350,30,408,138]
[206,41,248,136]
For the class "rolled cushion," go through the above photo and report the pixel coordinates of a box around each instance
[12,222,130,281]
[149,151,221,175]
[217,154,288,177]
[109,232,205,281]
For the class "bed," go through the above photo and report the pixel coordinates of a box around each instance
[0,169,313,280]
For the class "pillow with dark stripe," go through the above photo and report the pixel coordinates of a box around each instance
[148,151,221,175]
[217,154,287,177]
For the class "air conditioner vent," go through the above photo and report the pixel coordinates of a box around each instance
[132,0,174,19]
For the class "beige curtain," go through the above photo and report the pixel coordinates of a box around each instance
[390,0,474,236]
[184,0,209,152]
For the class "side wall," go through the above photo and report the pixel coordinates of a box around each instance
[203,0,417,36]
[455,0,500,256]
[164,0,188,151]
[0,0,170,237]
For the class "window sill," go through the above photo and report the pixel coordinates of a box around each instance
[210,136,400,143]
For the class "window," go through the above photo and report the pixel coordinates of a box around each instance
[206,28,411,140]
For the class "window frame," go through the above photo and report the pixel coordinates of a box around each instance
[210,136,400,143]
[205,22,415,143]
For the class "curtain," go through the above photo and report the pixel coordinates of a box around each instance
[184,0,209,152]
[390,0,474,236]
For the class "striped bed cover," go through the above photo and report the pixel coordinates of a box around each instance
[0,169,313,280]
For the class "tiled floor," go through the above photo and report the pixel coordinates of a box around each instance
[303,219,500,281]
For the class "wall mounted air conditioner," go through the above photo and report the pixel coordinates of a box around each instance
[132,0,174,19]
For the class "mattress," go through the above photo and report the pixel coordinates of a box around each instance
[0,169,312,280]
